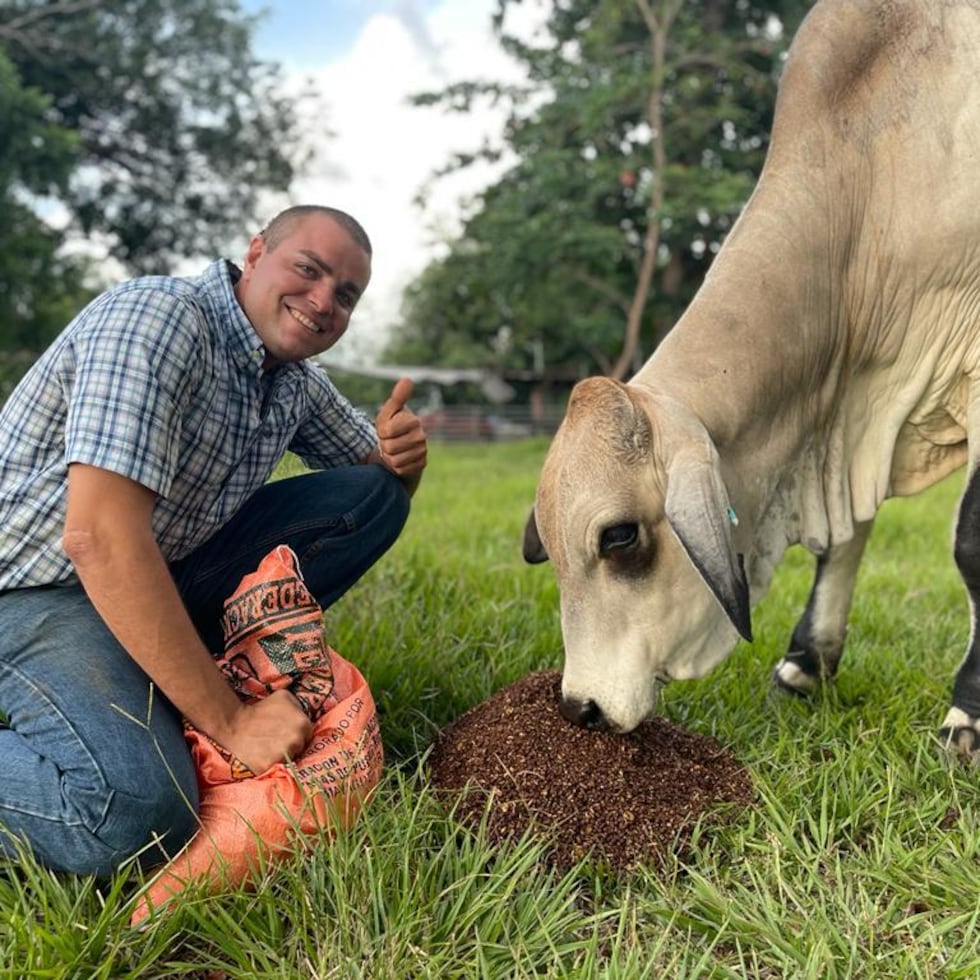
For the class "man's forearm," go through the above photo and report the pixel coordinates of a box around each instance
[65,524,242,739]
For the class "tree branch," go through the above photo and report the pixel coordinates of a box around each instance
[0,1,103,61]
[1,0,101,32]
[573,270,632,317]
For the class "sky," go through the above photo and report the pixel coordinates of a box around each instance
[236,0,548,360]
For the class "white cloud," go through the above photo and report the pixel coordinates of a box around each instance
[286,0,543,360]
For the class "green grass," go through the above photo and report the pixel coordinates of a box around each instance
[4,440,980,978]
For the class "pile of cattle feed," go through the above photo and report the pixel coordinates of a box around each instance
[428,670,755,872]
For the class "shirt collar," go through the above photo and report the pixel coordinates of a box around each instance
[201,260,269,375]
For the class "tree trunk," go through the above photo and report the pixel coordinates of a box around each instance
[610,0,682,381]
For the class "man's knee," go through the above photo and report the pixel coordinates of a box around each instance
[319,463,411,544]
[371,465,411,538]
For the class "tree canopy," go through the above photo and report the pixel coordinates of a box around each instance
[388,0,814,386]
[0,0,308,394]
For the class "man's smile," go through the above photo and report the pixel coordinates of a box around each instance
[285,305,326,334]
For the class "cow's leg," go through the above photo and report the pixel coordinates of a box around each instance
[771,520,874,696]
[940,466,980,757]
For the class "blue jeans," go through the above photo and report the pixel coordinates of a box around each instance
[0,465,409,875]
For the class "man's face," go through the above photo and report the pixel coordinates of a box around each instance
[234,213,371,368]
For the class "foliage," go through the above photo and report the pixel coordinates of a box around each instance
[390,0,815,379]
[0,0,305,276]
[0,46,75,193]
[2,443,979,976]
[0,48,95,393]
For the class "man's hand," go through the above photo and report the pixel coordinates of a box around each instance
[374,377,427,487]
[218,690,313,774]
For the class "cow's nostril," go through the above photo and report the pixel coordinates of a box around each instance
[559,696,608,731]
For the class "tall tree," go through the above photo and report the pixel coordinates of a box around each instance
[390,0,813,382]
[0,0,307,275]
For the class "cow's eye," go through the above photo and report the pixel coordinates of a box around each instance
[600,523,638,555]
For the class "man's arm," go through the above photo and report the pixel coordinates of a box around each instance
[368,377,428,494]
[63,463,312,773]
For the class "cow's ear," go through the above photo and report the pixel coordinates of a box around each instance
[663,447,752,642]
[522,508,549,564]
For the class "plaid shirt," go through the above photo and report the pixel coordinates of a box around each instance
[0,260,377,590]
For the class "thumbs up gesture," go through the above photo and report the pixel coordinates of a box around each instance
[374,377,427,483]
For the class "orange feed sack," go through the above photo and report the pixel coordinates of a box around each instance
[132,546,384,925]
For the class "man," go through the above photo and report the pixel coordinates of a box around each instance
[0,204,427,876]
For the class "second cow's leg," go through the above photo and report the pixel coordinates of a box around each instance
[940,465,980,756]
[772,520,875,696]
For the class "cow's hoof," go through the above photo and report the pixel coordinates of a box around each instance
[938,707,980,764]
[771,657,819,698]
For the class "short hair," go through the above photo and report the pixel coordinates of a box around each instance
[259,205,372,256]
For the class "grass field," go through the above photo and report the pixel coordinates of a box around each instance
[3,439,980,978]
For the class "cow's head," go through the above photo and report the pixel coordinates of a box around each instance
[524,376,752,733]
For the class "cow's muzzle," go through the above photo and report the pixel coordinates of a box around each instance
[559,695,610,732]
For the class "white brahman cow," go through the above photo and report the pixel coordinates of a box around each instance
[523,0,980,754]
